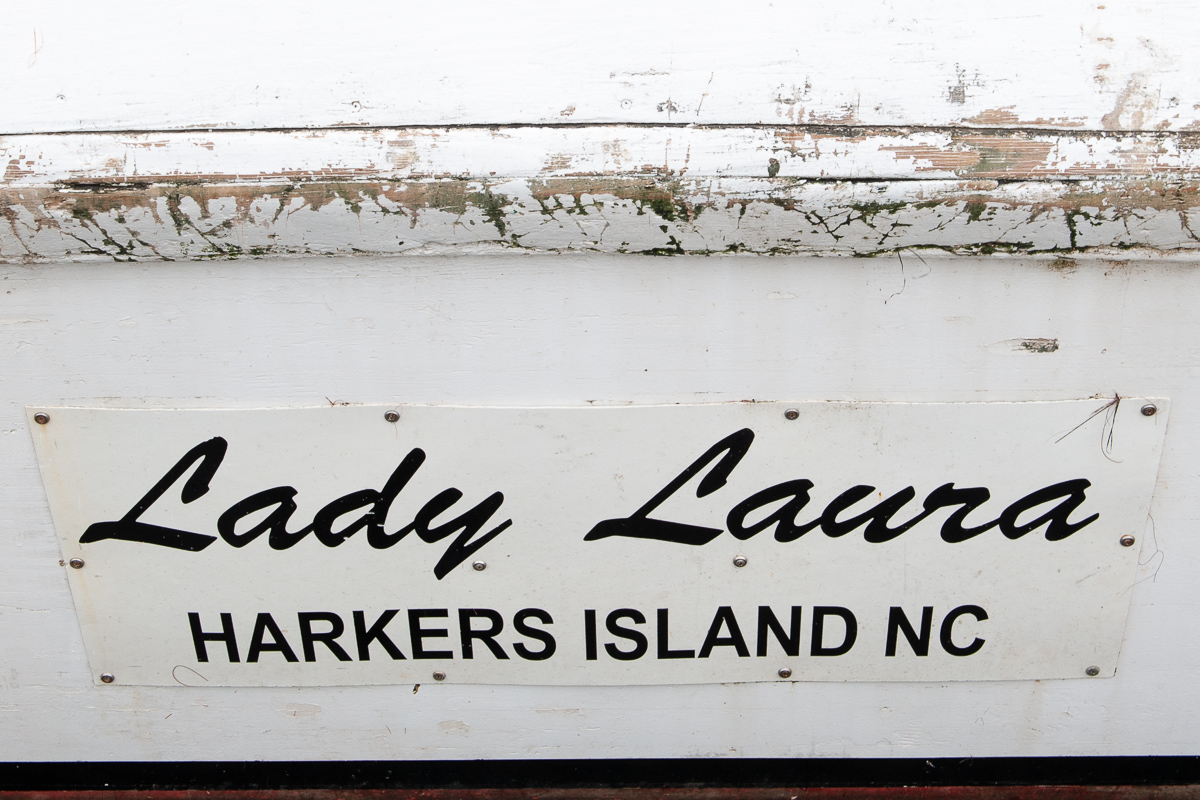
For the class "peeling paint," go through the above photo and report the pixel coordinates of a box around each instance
[2,125,1197,261]
[4,175,1199,262]
[963,107,1088,128]
[1019,338,1060,353]
[1102,77,1162,131]
[985,338,1061,355]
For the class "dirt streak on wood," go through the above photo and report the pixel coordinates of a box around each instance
[3,125,1198,260]
[4,176,1198,261]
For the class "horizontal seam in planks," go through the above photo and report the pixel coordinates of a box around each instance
[3,123,1200,140]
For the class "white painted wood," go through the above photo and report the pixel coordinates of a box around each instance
[32,401,1164,686]
[3,176,1196,260]
[5,128,1198,184]
[5,127,1196,260]
[1,255,1196,759]
[2,0,1199,133]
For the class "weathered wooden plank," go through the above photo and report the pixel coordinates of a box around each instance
[2,179,1196,260]
[2,0,1198,133]
[4,128,1199,260]
[5,128,1200,184]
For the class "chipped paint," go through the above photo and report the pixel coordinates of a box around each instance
[1019,338,1060,353]
[1102,78,1163,131]
[3,126,1199,261]
[4,175,1199,261]
[7,127,1200,188]
[963,108,1088,128]
[3,2,1200,133]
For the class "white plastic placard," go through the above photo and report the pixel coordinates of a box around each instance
[28,400,1167,686]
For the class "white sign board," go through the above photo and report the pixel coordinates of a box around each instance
[28,400,1167,687]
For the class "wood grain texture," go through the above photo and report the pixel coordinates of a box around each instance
[2,1,1198,133]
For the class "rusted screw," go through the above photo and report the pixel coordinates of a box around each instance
[100,673,115,684]
[733,556,748,568]
[432,671,446,681]
[472,561,487,571]
[778,667,793,679]
[784,409,799,421]
[33,413,50,425]
[1141,404,1157,417]
[384,411,400,423]
[68,558,84,569]
[1085,666,1100,677]
[1120,535,1136,547]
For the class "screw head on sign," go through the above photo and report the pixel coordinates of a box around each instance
[784,409,799,421]
[1085,666,1100,677]
[778,667,793,679]
[472,561,487,571]
[1141,404,1157,417]
[1120,535,1136,547]
[432,671,446,681]
[68,558,84,569]
[100,674,115,684]
[384,411,400,423]
[33,413,50,425]
[733,556,748,568]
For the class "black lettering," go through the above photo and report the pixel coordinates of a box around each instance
[727,481,819,542]
[353,610,406,661]
[698,606,750,658]
[297,612,351,662]
[188,611,239,663]
[604,609,648,660]
[756,606,802,657]
[810,606,857,656]
[821,486,933,542]
[247,612,299,662]
[513,608,556,661]
[311,490,377,547]
[656,609,696,659]
[999,480,1098,540]
[80,438,226,551]
[217,487,312,550]
[940,605,988,656]
[459,609,509,660]
[584,609,598,661]
[411,490,513,580]
[885,606,933,657]
[586,429,755,545]
[365,450,426,548]
[408,609,453,659]
[922,484,1000,543]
